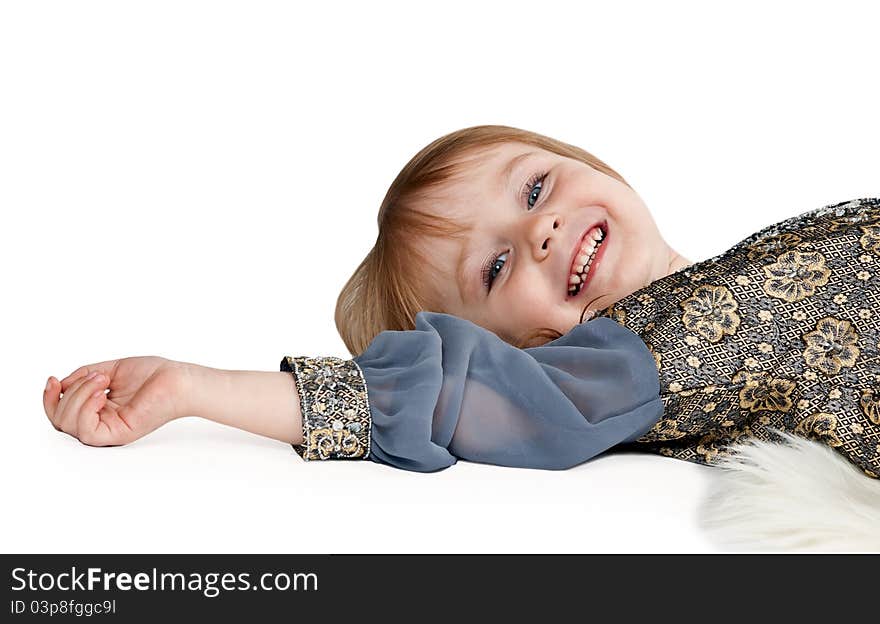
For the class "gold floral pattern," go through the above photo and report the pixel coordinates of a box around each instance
[696,432,724,463]
[802,316,860,375]
[795,412,843,447]
[859,219,880,255]
[640,418,688,442]
[596,197,880,479]
[731,370,795,413]
[828,216,866,232]
[746,232,802,261]
[859,387,880,425]
[680,284,741,343]
[762,250,831,302]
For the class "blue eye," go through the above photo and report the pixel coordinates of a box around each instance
[480,170,549,291]
[522,171,548,209]
[481,251,509,290]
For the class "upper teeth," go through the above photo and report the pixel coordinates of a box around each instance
[568,226,605,293]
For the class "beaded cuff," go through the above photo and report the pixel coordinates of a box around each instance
[280,355,372,461]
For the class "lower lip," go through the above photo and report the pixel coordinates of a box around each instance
[567,229,608,301]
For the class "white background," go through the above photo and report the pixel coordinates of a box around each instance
[2,0,877,553]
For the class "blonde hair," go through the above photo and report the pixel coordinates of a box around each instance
[335,124,632,356]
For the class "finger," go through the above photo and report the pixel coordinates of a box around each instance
[43,377,62,430]
[76,387,116,446]
[57,373,110,437]
[55,373,98,435]
[79,392,137,447]
[60,360,118,392]
[48,372,95,431]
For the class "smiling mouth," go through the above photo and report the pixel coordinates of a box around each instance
[567,222,607,299]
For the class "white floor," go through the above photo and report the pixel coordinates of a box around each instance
[3,415,722,553]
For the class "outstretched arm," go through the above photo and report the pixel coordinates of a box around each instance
[44,312,663,473]
[43,357,304,447]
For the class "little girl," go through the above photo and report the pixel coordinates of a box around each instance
[41,125,880,479]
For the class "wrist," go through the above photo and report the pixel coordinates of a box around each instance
[176,361,223,420]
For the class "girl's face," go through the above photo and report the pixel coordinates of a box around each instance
[417,141,691,345]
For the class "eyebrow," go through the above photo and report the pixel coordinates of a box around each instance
[455,150,538,302]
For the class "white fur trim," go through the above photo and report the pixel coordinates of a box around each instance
[697,429,880,552]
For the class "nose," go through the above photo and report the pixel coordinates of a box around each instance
[526,213,563,261]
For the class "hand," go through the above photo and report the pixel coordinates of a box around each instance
[43,356,191,447]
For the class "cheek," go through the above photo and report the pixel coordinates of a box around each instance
[616,197,659,238]
[510,273,561,310]
[609,207,661,255]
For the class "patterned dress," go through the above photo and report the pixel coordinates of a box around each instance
[595,197,880,478]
